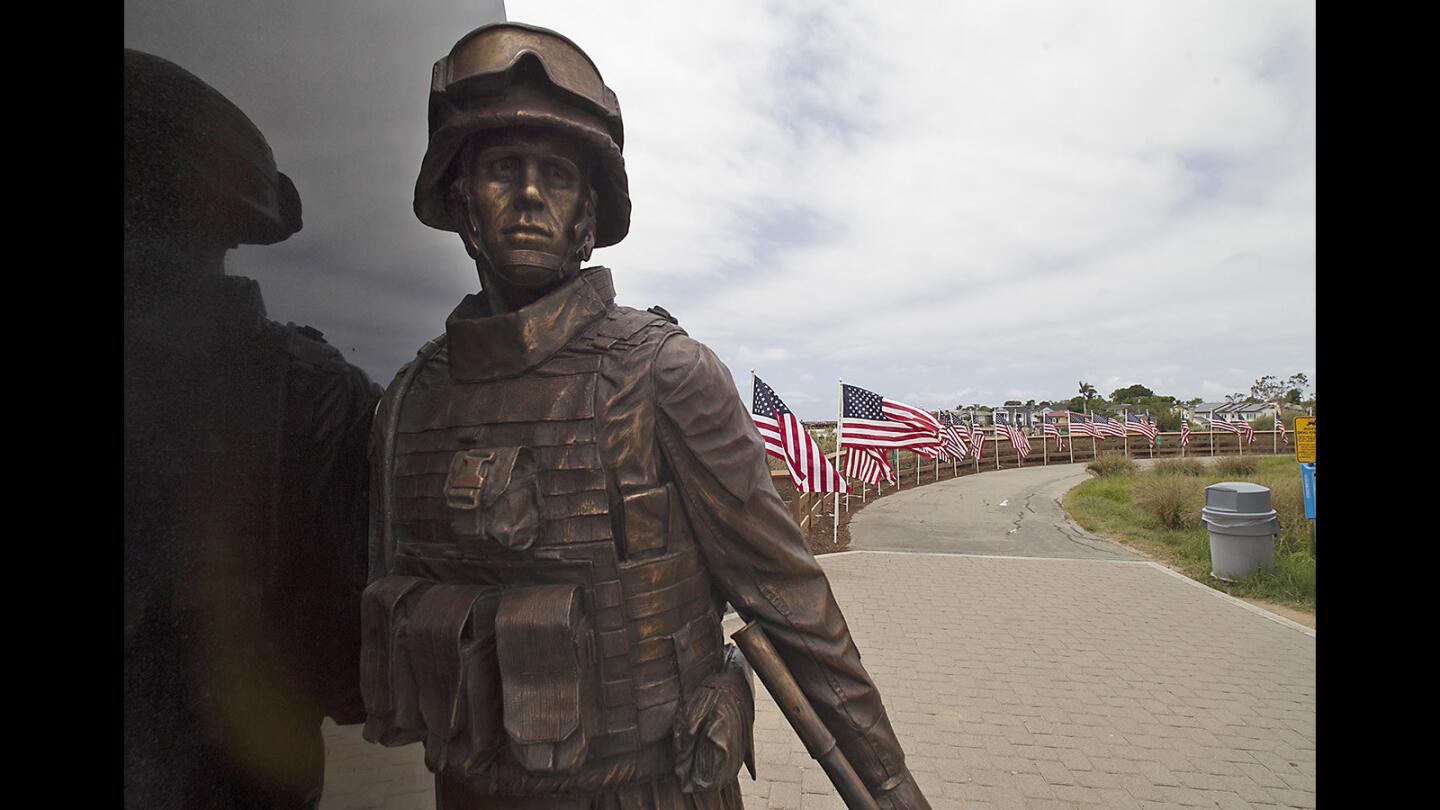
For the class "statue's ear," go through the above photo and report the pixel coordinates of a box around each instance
[573,188,599,263]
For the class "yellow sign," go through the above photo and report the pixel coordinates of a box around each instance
[1295,417,1316,463]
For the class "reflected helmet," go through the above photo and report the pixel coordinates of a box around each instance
[414,23,630,248]
[124,49,302,246]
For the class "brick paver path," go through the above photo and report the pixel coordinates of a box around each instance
[322,551,1315,809]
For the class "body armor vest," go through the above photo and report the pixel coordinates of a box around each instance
[369,303,727,794]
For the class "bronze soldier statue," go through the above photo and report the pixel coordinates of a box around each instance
[362,23,932,810]
[124,49,380,809]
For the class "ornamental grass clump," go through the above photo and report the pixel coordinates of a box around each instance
[1134,474,1204,530]
[1213,455,1259,477]
[1152,458,1207,477]
[1086,451,1136,478]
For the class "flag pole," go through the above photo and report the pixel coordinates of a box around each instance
[1068,412,1074,464]
[1148,413,1154,459]
[834,378,842,545]
[1210,418,1215,457]
[1088,404,1096,461]
[972,410,979,474]
[1043,417,1049,466]
[1122,408,1130,458]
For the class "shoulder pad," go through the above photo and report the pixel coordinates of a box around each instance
[298,324,326,343]
[646,305,678,325]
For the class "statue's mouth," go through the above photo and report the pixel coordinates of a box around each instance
[502,224,553,239]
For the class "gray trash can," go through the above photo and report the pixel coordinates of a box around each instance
[1200,482,1281,582]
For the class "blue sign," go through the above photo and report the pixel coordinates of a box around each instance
[1300,463,1316,520]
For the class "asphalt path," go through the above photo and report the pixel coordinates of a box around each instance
[849,461,1140,559]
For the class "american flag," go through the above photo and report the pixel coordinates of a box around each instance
[995,412,1031,460]
[844,445,894,486]
[1180,420,1191,448]
[1276,408,1289,444]
[751,375,849,493]
[1092,413,1126,438]
[1042,415,1064,451]
[839,384,942,450]
[1209,417,1241,435]
[939,411,971,460]
[1236,417,1256,446]
[969,419,986,458]
[1069,413,1099,438]
[1126,413,1158,444]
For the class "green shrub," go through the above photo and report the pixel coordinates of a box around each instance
[1152,458,1207,477]
[1086,451,1136,478]
[1213,456,1258,477]
[1134,474,1204,529]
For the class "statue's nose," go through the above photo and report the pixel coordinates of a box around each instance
[515,160,545,209]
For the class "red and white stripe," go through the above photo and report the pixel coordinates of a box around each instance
[941,423,970,460]
[843,446,894,485]
[754,411,848,493]
[1208,418,1241,435]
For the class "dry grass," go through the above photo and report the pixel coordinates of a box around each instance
[1152,458,1207,477]
[1134,474,1205,529]
[1086,451,1136,478]
[1213,456,1259,477]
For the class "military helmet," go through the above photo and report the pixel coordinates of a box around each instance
[124,49,302,246]
[414,22,630,248]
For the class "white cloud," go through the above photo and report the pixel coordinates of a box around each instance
[128,0,1315,419]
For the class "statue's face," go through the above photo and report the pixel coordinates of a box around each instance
[460,126,593,290]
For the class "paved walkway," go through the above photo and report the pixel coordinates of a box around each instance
[322,466,1316,809]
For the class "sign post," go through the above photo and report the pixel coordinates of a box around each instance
[1295,417,1316,553]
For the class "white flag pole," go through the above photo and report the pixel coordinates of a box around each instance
[973,409,980,473]
[1122,408,1130,458]
[1273,403,1280,454]
[834,378,842,544]
[1068,412,1074,464]
[1087,404,1097,461]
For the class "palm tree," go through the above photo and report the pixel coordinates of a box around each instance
[1078,381,1097,407]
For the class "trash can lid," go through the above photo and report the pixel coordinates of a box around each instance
[1204,481,1273,514]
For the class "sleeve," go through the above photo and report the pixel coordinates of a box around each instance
[651,334,928,806]
[296,360,383,725]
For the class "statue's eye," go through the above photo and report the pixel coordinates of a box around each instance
[546,162,575,187]
[491,157,519,178]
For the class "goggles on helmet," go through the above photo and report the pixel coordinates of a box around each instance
[431,23,622,148]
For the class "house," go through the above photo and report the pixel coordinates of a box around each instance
[1038,410,1074,428]
[1229,402,1275,423]
[1185,401,1277,424]
[992,404,1035,429]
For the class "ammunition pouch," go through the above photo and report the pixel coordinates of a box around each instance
[496,584,598,773]
[361,576,506,780]
[672,644,756,792]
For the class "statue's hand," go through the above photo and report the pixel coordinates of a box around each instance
[873,769,933,810]
[673,646,755,792]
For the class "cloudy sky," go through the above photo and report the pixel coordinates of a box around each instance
[125,0,1315,419]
